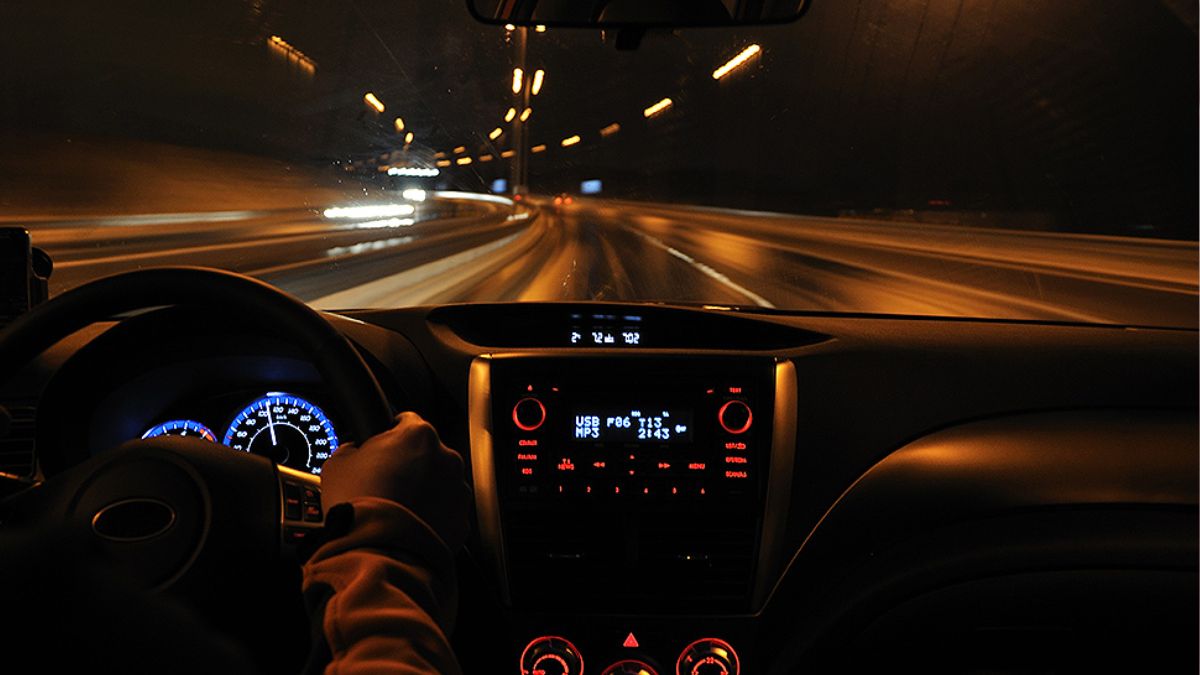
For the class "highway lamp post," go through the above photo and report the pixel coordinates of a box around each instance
[510,28,531,195]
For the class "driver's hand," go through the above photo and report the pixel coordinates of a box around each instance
[319,412,470,551]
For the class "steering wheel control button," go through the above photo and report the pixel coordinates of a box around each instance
[513,397,548,432]
[602,660,659,675]
[302,486,323,522]
[676,638,740,675]
[717,400,752,435]
[283,482,303,521]
[520,635,583,675]
[284,526,309,544]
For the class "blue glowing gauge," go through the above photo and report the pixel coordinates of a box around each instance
[223,393,339,475]
[142,420,217,442]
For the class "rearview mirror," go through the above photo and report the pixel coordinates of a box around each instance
[467,0,809,28]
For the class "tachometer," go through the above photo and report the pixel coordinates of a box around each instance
[142,419,216,442]
[223,393,339,475]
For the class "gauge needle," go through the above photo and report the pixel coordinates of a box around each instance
[266,405,278,446]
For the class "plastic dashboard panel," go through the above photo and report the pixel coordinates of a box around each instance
[759,409,1198,670]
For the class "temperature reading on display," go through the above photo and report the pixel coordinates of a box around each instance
[573,407,693,443]
[568,313,643,347]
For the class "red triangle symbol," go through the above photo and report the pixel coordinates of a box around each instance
[622,632,640,648]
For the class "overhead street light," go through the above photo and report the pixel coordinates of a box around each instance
[267,36,317,76]
[599,122,621,137]
[712,44,762,80]
[561,135,581,147]
[489,127,503,140]
[363,92,385,113]
[531,144,547,153]
[512,67,524,94]
[404,131,414,144]
[520,107,532,122]
[531,69,545,95]
[505,107,517,122]
[393,117,405,132]
[643,97,673,118]
[456,156,473,165]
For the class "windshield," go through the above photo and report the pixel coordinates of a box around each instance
[1,0,1196,327]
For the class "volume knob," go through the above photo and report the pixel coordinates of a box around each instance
[513,397,547,431]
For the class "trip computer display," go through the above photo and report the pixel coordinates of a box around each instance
[568,312,642,346]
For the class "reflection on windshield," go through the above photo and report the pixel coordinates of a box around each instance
[0,0,1195,326]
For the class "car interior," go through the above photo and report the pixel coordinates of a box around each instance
[0,1,1196,674]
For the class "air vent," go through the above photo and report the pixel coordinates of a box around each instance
[0,405,36,478]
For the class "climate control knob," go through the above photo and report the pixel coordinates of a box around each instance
[677,638,740,675]
[513,397,547,431]
[602,660,658,675]
[520,636,583,675]
[717,400,752,435]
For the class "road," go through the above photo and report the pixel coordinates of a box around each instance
[23,195,1199,328]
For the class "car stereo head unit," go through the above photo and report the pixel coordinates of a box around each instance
[472,355,793,614]
[497,361,766,505]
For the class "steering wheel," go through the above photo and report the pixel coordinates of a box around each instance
[0,267,394,594]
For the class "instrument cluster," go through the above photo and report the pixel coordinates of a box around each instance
[140,391,339,475]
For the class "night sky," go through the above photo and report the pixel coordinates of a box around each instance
[1,0,1196,237]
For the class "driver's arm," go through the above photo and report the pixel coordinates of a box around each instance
[302,412,471,675]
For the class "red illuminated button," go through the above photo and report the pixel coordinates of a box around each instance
[677,637,740,675]
[717,400,753,435]
[513,397,547,431]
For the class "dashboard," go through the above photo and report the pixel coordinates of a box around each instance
[3,301,1196,674]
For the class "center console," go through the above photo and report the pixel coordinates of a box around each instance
[469,355,796,674]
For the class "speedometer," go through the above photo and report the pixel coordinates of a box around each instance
[223,393,339,475]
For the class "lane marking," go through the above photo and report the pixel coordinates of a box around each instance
[630,229,775,308]
[309,230,525,308]
[0,209,286,228]
[53,229,348,268]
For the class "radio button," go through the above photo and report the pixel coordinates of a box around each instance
[717,400,753,434]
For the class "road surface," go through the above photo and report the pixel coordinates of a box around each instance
[21,195,1198,328]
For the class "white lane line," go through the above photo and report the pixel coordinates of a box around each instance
[309,231,524,309]
[53,229,350,268]
[0,209,281,228]
[631,229,776,308]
